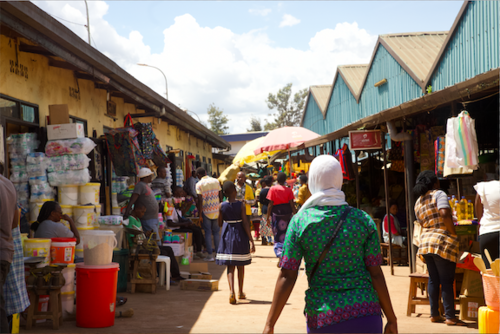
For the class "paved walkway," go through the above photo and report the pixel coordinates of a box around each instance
[23,244,479,333]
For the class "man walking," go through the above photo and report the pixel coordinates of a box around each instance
[185,171,199,199]
[0,173,17,333]
[196,167,221,262]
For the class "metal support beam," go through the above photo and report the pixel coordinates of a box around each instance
[382,137,394,276]
[19,42,54,56]
[404,138,416,273]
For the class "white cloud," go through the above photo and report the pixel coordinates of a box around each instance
[249,8,272,16]
[32,1,377,133]
[279,14,300,28]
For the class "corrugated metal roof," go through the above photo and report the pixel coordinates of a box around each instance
[310,85,332,114]
[338,65,369,96]
[380,31,448,83]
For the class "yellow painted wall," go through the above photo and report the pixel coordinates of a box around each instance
[0,35,215,164]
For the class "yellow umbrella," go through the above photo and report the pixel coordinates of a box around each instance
[232,137,282,167]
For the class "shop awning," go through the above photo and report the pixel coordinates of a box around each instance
[295,68,499,150]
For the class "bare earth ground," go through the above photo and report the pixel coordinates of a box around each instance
[22,244,478,333]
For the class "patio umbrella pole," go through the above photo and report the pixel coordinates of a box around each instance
[288,148,293,175]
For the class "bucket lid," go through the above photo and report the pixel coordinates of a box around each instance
[76,262,119,270]
[59,185,79,188]
[73,205,96,209]
[81,230,115,236]
[77,226,95,230]
[82,183,101,186]
[24,238,51,243]
[60,205,73,209]
[51,238,77,243]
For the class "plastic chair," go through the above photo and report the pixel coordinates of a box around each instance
[156,255,171,291]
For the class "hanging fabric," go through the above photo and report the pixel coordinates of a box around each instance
[334,144,355,182]
[105,127,147,176]
[133,122,154,160]
[151,138,171,167]
[435,136,446,177]
[445,111,479,170]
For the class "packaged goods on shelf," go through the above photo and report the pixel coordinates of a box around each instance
[10,170,28,183]
[48,168,91,186]
[45,138,96,157]
[46,154,90,172]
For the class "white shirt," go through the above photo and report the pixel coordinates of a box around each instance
[474,181,500,235]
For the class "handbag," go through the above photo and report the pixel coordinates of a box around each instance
[308,207,352,284]
[412,220,423,247]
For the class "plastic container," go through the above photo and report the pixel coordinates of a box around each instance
[112,250,129,293]
[467,200,474,220]
[112,193,118,207]
[23,239,51,267]
[20,233,28,249]
[94,204,102,226]
[81,230,117,265]
[79,183,100,205]
[75,248,84,259]
[482,271,500,311]
[98,216,123,226]
[99,225,124,250]
[61,264,76,293]
[75,227,95,252]
[73,205,96,227]
[58,185,79,206]
[76,263,119,328]
[50,237,76,265]
[61,291,75,319]
[112,207,121,215]
[60,205,73,229]
[478,306,499,334]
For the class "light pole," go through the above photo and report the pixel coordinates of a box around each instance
[84,0,91,45]
[182,109,201,123]
[137,63,168,100]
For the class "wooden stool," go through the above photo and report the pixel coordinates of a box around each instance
[407,272,431,316]
[130,253,158,294]
[26,287,63,329]
[381,243,407,266]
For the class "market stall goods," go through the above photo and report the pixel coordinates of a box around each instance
[23,238,51,267]
[45,138,96,157]
[48,168,91,186]
[50,237,76,265]
[81,230,117,265]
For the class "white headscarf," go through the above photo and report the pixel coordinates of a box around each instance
[298,155,347,213]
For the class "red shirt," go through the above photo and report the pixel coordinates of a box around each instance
[267,185,295,205]
[383,214,400,236]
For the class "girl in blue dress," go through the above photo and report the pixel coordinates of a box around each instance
[216,181,256,304]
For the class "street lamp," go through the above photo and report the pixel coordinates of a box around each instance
[181,108,202,123]
[137,63,168,100]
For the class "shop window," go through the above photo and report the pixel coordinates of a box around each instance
[203,156,206,163]
[0,95,39,125]
[70,116,88,136]
[208,158,212,164]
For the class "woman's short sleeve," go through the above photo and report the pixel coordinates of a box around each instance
[363,217,383,267]
[280,217,302,271]
[266,187,275,202]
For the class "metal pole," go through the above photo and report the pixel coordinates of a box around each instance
[355,152,360,209]
[84,0,91,46]
[382,136,394,275]
[404,138,417,272]
[137,64,168,100]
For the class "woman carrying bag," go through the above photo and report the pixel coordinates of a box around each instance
[263,155,397,334]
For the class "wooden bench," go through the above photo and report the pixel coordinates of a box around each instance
[380,243,407,266]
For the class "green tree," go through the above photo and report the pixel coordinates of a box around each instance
[207,103,229,135]
[265,83,308,130]
[247,116,262,132]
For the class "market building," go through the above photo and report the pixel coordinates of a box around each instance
[0,1,230,212]
[298,0,499,273]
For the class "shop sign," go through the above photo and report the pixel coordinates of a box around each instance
[349,130,382,150]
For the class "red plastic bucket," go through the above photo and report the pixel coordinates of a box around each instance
[76,263,119,328]
[50,238,76,265]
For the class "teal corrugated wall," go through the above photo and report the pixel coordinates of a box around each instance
[358,45,423,119]
[431,1,500,91]
[325,75,360,134]
[302,92,328,135]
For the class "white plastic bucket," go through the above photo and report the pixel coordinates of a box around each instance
[75,227,94,252]
[61,264,76,293]
[81,230,117,265]
[112,207,122,215]
[98,225,124,250]
[112,192,118,207]
[93,204,102,226]
[61,291,75,319]
[79,183,100,205]
[73,206,96,227]
[60,205,73,229]
[24,238,51,267]
[58,185,79,206]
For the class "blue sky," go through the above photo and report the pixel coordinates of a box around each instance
[104,1,462,54]
[34,1,463,133]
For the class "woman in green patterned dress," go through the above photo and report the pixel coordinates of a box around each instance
[264,155,397,334]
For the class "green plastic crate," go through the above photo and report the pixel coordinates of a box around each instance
[112,249,129,293]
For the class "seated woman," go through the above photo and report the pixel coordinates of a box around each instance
[382,200,407,247]
[32,201,80,244]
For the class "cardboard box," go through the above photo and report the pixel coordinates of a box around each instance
[163,242,184,257]
[460,269,484,298]
[180,279,218,292]
[48,104,70,124]
[180,263,213,280]
[47,123,84,140]
[459,295,486,321]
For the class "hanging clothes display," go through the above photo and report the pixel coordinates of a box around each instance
[133,122,154,160]
[151,138,171,167]
[445,110,479,170]
[435,136,446,178]
[334,144,355,182]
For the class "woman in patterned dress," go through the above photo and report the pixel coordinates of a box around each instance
[264,155,397,334]
[413,171,465,326]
